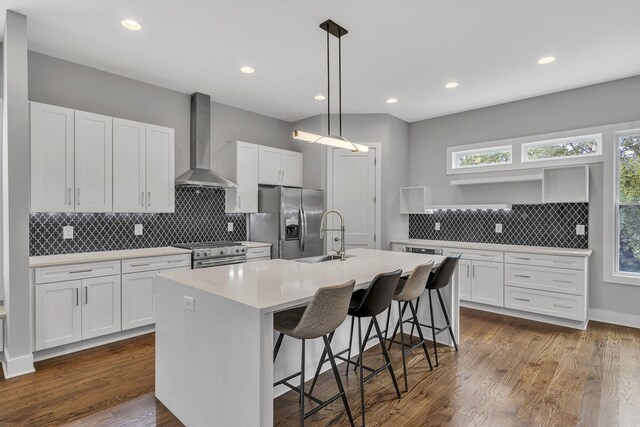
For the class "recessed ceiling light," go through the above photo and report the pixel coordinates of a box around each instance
[240,66,255,74]
[445,82,459,89]
[120,19,142,31]
[537,56,556,65]
[386,98,398,104]
[314,95,326,100]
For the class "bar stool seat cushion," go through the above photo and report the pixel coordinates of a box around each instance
[274,307,307,336]
[348,289,366,311]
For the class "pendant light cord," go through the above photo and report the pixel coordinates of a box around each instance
[339,35,342,137]
[327,30,331,136]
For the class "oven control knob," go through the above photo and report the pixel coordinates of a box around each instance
[204,251,210,256]
[220,250,225,255]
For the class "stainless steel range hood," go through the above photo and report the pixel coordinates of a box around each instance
[175,92,238,188]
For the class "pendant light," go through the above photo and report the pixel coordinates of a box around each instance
[293,20,369,153]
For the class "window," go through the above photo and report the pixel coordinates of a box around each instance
[452,145,512,170]
[522,134,602,162]
[616,131,640,276]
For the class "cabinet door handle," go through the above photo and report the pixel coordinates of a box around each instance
[238,195,241,208]
[553,260,573,265]
[130,263,150,268]
[553,304,572,309]
[167,259,184,264]
[466,264,470,278]
[76,188,80,205]
[67,188,72,205]
[553,279,573,284]
[514,297,530,302]
[140,191,145,207]
[513,257,530,261]
[472,265,476,278]
[148,191,151,207]
[75,288,79,306]
[70,269,92,274]
[84,286,88,305]
[514,274,530,278]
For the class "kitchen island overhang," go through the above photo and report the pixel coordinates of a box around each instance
[154,248,458,427]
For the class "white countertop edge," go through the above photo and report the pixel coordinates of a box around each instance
[29,247,193,268]
[391,239,593,257]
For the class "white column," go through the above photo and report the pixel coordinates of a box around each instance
[2,10,34,378]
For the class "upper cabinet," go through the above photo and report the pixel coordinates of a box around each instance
[226,141,259,213]
[30,102,175,214]
[74,111,113,212]
[113,119,175,213]
[30,103,75,212]
[258,146,303,187]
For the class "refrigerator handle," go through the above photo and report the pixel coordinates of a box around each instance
[299,206,306,253]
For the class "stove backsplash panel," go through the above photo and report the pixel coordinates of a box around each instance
[409,203,588,248]
[30,187,247,256]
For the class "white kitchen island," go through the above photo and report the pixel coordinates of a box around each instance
[154,248,456,427]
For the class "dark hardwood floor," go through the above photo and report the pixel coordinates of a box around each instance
[0,308,638,426]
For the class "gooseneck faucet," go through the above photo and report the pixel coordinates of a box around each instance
[320,210,346,261]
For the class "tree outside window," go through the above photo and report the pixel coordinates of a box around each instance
[618,133,640,274]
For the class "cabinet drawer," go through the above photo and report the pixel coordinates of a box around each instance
[505,286,586,321]
[504,252,585,270]
[442,248,503,263]
[122,254,191,274]
[246,246,271,259]
[506,264,585,295]
[35,261,121,284]
[246,256,270,263]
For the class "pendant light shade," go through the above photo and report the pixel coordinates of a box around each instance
[293,19,368,153]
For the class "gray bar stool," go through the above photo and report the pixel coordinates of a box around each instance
[273,280,356,427]
[384,262,434,391]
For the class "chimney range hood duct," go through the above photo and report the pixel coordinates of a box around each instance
[175,92,238,188]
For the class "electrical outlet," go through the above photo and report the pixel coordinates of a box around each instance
[63,226,74,239]
[134,224,143,236]
[227,222,234,232]
[495,223,503,233]
[435,222,441,231]
[576,224,586,235]
[184,296,195,312]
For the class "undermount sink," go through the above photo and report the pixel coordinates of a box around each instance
[295,254,352,263]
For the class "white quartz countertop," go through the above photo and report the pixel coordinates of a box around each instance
[391,239,592,257]
[29,247,193,268]
[241,241,272,248]
[158,248,445,313]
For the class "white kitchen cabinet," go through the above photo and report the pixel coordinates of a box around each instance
[121,271,156,330]
[390,243,406,252]
[458,259,472,301]
[258,146,303,187]
[258,145,282,185]
[74,111,113,212]
[35,280,82,350]
[112,118,146,212]
[226,141,259,213]
[471,260,504,307]
[281,150,303,187]
[113,119,175,213]
[81,275,122,339]
[145,124,175,213]
[246,245,272,262]
[30,102,75,212]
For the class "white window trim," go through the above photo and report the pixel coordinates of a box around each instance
[451,145,512,170]
[603,127,640,286]
[521,133,603,163]
[447,128,604,175]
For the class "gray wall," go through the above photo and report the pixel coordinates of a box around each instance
[408,74,640,317]
[27,51,294,179]
[291,113,410,249]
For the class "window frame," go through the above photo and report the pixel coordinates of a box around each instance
[521,134,603,163]
[611,129,640,283]
[451,145,513,170]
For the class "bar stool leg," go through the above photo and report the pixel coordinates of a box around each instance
[308,331,334,396]
[387,302,409,351]
[345,316,354,377]
[354,320,373,373]
[398,301,408,392]
[384,305,392,341]
[408,300,433,370]
[410,296,420,338]
[427,290,438,367]
[300,339,305,427]
[357,318,365,427]
[437,288,458,351]
[274,332,284,363]
[372,317,401,399]
[323,335,355,427]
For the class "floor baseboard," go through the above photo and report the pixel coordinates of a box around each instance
[589,308,640,329]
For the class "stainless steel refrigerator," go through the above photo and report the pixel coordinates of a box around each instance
[249,187,325,260]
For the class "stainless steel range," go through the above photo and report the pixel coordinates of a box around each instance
[173,241,247,269]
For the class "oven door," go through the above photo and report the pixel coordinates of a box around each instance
[194,257,246,269]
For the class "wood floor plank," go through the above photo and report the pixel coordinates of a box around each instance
[0,308,639,426]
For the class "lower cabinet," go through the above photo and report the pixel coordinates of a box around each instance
[458,259,472,301]
[455,258,504,307]
[35,275,121,350]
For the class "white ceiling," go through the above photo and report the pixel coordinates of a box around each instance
[2,0,640,123]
